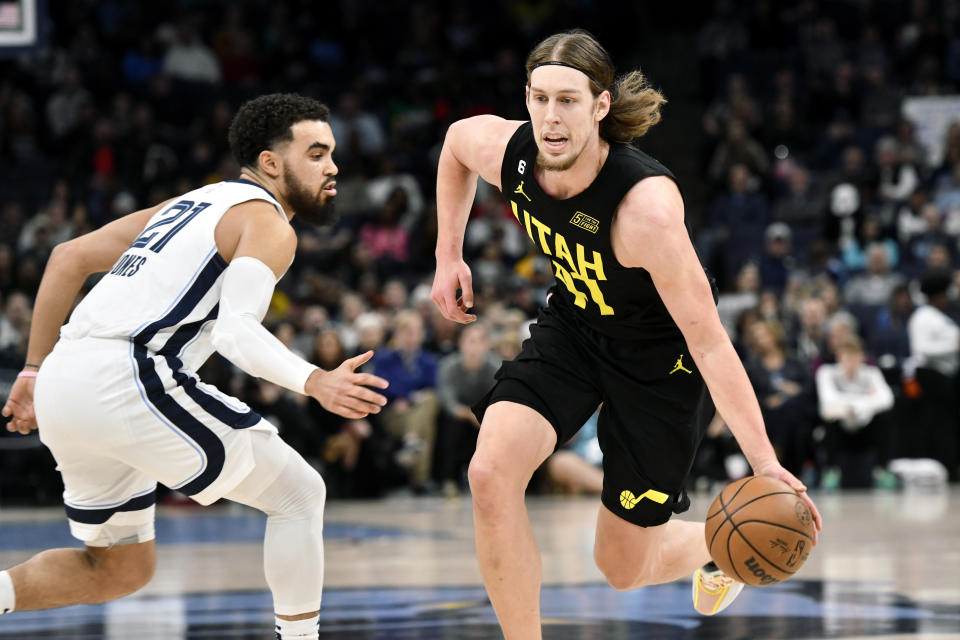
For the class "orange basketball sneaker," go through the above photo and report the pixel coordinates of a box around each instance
[692,561,744,615]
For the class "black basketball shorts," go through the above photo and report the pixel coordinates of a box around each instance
[474,301,714,527]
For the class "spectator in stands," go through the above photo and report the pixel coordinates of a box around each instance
[328,92,387,164]
[435,322,499,496]
[791,296,829,367]
[907,270,960,480]
[759,222,795,294]
[359,189,411,273]
[897,189,932,246]
[745,319,815,476]
[372,310,439,492]
[771,166,822,250]
[716,262,759,338]
[544,411,604,496]
[876,136,920,206]
[355,311,387,355]
[844,243,906,307]
[867,283,914,366]
[816,335,895,488]
[903,204,956,273]
[304,329,382,497]
[46,67,90,140]
[707,118,770,187]
[841,215,899,274]
[162,23,222,84]
[704,163,768,286]
[934,161,960,213]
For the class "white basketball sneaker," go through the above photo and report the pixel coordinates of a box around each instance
[692,561,744,615]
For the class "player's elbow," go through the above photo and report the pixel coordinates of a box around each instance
[48,240,83,273]
[210,316,244,361]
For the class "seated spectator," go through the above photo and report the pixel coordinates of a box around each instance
[876,136,919,206]
[896,189,931,246]
[354,311,387,356]
[933,161,960,213]
[772,166,820,231]
[745,319,816,476]
[815,336,895,488]
[328,92,386,164]
[359,189,411,273]
[759,222,796,294]
[903,203,955,274]
[544,410,603,496]
[372,310,439,492]
[867,284,914,367]
[435,322,499,495]
[162,24,222,84]
[690,413,748,489]
[303,329,395,498]
[790,296,829,367]
[707,118,770,187]
[841,215,899,274]
[703,163,768,286]
[364,157,425,229]
[716,262,759,338]
[844,243,905,307]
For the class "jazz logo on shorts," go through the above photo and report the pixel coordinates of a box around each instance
[619,488,669,510]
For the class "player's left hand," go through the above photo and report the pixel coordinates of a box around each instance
[752,460,823,545]
[2,376,38,434]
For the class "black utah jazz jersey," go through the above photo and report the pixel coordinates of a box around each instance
[501,122,692,341]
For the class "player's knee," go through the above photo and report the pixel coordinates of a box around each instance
[594,546,652,591]
[288,468,327,524]
[467,455,511,511]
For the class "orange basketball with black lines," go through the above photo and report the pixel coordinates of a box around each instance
[704,476,815,587]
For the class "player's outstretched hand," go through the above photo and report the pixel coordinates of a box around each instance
[306,350,389,420]
[431,257,477,324]
[753,460,823,544]
[2,376,38,435]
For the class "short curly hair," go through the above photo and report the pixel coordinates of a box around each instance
[228,93,330,169]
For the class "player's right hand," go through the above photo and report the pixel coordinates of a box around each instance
[2,376,38,435]
[431,257,476,324]
[306,350,389,420]
[753,460,823,544]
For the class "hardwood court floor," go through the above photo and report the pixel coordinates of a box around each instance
[0,488,958,639]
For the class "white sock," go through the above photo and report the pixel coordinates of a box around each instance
[275,614,318,639]
[0,570,15,614]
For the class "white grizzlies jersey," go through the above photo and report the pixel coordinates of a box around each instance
[61,179,286,373]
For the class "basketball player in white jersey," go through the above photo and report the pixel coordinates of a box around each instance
[0,94,385,640]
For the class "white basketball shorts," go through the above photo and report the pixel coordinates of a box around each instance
[34,336,277,544]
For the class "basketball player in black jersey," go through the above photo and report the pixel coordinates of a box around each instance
[431,31,822,637]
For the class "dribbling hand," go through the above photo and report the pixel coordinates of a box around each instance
[431,257,476,324]
[752,460,823,544]
[306,350,389,420]
[2,376,37,435]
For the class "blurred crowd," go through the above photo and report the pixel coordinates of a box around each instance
[1,0,960,504]
[694,0,960,491]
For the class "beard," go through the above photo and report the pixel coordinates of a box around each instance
[536,151,579,172]
[283,165,337,226]
[535,137,583,172]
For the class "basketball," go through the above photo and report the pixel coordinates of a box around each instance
[704,476,815,587]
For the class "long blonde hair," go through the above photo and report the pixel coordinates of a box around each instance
[525,29,666,142]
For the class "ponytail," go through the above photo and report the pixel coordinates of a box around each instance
[600,70,667,143]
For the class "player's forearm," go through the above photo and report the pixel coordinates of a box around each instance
[691,339,778,470]
[435,128,477,260]
[25,244,89,366]
[212,256,318,394]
